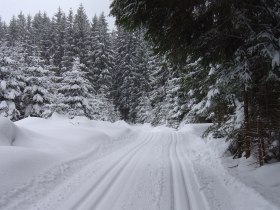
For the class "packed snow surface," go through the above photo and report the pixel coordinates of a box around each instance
[0,115,279,210]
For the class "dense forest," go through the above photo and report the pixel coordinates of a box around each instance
[110,0,280,165]
[0,2,280,165]
[0,5,186,127]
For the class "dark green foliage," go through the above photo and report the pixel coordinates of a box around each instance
[111,0,245,64]
[111,0,280,163]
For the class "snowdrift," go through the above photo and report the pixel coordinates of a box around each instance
[0,115,134,196]
[0,116,16,146]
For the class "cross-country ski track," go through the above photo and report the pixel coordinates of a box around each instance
[0,116,279,210]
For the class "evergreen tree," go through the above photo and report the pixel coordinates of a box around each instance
[57,57,92,118]
[0,43,25,120]
[8,16,19,45]
[61,9,75,75]
[32,12,52,63]
[73,4,91,67]
[88,15,99,88]
[51,8,66,68]
[149,56,170,125]
[129,29,150,122]
[17,12,28,43]
[22,56,53,117]
[92,13,113,94]
[111,27,137,120]
[0,17,7,42]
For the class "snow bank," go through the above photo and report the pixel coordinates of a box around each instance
[49,112,70,121]
[0,115,136,198]
[200,130,280,207]
[0,116,16,146]
[179,124,280,210]
[179,123,211,136]
[221,145,280,207]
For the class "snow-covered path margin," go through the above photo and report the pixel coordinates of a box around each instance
[0,116,279,210]
[179,125,279,210]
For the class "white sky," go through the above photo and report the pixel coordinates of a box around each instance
[0,0,115,30]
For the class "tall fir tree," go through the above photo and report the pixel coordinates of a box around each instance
[0,43,25,120]
[22,56,53,118]
[51,8,66,68]
[73,4,91,68]
[57,57,93,118]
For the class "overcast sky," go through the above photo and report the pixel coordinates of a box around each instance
[0,0,115,30]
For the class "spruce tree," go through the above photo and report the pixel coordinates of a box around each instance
[0,43,25,120]
[22,56,53,118]
[57,57,92,118]
[51,8,66,68]
[61,9,75,74]
[73,4,91,68]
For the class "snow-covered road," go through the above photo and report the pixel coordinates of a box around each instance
[0,116,279,210]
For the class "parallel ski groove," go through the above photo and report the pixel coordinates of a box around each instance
[176,132,210,210]
[69,135,153,210]
[173,132,192,210]
[89,134,156,210]
[168,134,175,210]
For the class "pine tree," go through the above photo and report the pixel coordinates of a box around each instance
[8,16,19,45]
[149,56,170,125]
[51,8,66,68]
[111,27,137,120]
[17,12,28,43]
[61,9,75,74]
[32,12,52,63]
[73,4,91,67]
[87,15,99,88]
[93,13,113,94]
[57,57,93,118]
[129,29,150,122]
[0,17,7,42]
[0,43,25,120]
[22,56,53,117]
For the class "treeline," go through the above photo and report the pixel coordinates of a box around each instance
[0,5,187,126]
[110,0,280,164]
[1,3,280,164]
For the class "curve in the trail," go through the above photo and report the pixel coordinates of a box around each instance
[68,134,153,210]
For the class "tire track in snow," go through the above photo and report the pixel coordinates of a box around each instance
[67,134,153,210]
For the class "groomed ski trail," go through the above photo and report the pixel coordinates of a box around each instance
[36,130,209,210]
[3,126,276,210]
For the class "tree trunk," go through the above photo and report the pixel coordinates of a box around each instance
[243,88,251,158]
[257,116,265,166]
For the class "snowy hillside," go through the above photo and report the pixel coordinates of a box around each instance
[0,115,279,210]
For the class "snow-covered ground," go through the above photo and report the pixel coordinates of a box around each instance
[0,115,279,210]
